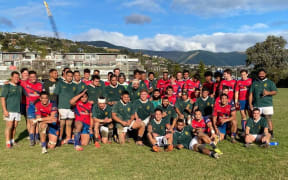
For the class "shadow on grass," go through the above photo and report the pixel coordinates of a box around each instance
[15,129,29,143]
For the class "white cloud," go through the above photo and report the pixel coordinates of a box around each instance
[171,0,288,17]
[123,0,165,13]
[72,28,288,52]
[125,14,151,24]
[239,23,269,32]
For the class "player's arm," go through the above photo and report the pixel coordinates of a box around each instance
[221,110,236,124]
[212,115,219,134]
[70,89,87,106]
[249,92,253,110]
[175,107,184,119]
[245,126,250,136]
[112,112,128,126]
[1,97,8,117]
[234,84,239,105]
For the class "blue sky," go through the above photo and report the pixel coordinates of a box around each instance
[1,0,288,52]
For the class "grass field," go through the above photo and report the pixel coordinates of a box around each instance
[0,89,287,180]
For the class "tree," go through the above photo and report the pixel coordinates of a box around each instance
[246,36,288,83]
[198,60,206,83]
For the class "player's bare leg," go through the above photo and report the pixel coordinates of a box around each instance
[74,121,83,151]
[132,121,145,145]
[5,121,13,148]
[39,123,48,154]
[93,121,101,148]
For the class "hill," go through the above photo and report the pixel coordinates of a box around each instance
[81,41,247,66]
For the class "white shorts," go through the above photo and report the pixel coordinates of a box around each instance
[189,136,199,150]
[258,106,274,115]
[251,134,263,142]
[122,120,135,133]
[155,136,168,147]
[59,109,75,119]
[142,116,150,126]
[100,126,109,137]
[4,112,21,121]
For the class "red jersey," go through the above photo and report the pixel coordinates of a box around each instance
[82,79,91,86]
[157,79,170,95]
[167,95,177,106]
[192,119,207,132]
[213,104,235,125]
[176,80,185,92]
[184,79,201,97]
[143,80,150,89]
[213,81,221,97]
[74,101,93,125]
[219,79,237,100]
[215,97,235,107]
[170,83,181,96]
[21,80,42,106]
[35,101,57,117]
[235,78,252,101]
[202,81,214,95]
[105,81,110,86]
[19,79,27,104]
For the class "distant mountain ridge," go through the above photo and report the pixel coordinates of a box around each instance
[80,41,247,66]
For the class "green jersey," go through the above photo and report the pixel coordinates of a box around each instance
[54,80,77,109]
[92,105,112,119]
[149,79,157,90]
[246,117,268,134]
[73,81,87,94]
[151,99,162,108]
[173,125,194,149]
[112,100,135,127]
[175,99,193,118]
[133,99,154,120]
[194,97,215,116]
[87,84,105,103]
[149,118,169,136]
[250,78,277,107]
[105,84,125,102]
[42,79,58,103]
[1,83,22,112]
[127,86,141,102]
[128,80,148,90]
[156,104,177,123]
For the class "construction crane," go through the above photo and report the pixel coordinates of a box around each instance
[43,1,60,39]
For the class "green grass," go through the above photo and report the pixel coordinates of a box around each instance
[0,89,288,180]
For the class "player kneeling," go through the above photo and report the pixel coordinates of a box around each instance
[112,91,145,145]
[173,119,220,159]
[147,109,173,152]
[70,90,93,151]
[92,97,113,147]
[245,108,271,148]
[34,92,58,154]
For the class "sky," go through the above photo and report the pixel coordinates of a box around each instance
[1,0,288,52]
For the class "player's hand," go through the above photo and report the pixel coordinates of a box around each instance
[263,89,269,96]
[162,112,167,117]
[122,121,129,127]
[250,105,254,111]
[3,110,9,117]
[88,100,94,104]
[135,118,142,124]
[179,114,184,119]
[81,89,88,95]
[177,144,184,149]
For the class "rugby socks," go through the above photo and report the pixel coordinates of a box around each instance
[108,128,113,142]
[210,142,217,149]
[10,139,15,145]
[269,130,274,137]
[6,141,10,145]
[136,136,143,141]
[29,134,34,142]
[232,133,236,138]
[95,138,100,142]
[35,133,40,141]
[74,132,81,146]
[241,120,246,131]
[41,142,46,148]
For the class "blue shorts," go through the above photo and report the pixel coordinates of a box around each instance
[217,123,227,135]
[81,122,90,134]
[20,104,26,115]
[239,100,249,111]
[203,116,211,124]
[27,104,36,119]
[48,122,59,136]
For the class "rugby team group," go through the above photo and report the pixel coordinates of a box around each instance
[0,67,277,158]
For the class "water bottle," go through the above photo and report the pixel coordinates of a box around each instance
[269,142,279,146]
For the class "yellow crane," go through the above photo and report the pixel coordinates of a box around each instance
[43,1,59,39]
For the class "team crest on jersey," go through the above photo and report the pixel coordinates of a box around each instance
[264,83,267,87]
[119,90,122,94]
[207,102,210,106]
[110,91,113,94]
[137,92,140,96]
[73,87,76,91]
[127,107,131,112]
[146,106,150,110]
[82,85,85,89]
[168,111,171,114]
[105,112,108,116]
[185,131,189,135]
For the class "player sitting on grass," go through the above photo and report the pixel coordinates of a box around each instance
[92,97,113,147]
[147,109,173,152]
[175,91,193,125]
[212,94,237,143]
[245,108,271,148]
[70,90,93,151]
[112,91,145,145]
[133,89,155,127]
[173,119,220,159]
[34,92,58,154]
[1,71,22,148]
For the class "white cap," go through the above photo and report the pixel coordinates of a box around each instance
[98,98,106,103]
